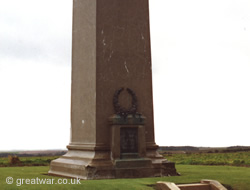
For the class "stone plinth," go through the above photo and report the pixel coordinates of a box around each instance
[49,0,178,179]
[109,114,147,160]
[108,114,178,178]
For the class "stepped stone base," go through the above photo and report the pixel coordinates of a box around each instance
[48,148,179,179]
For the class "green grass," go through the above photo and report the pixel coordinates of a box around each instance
[164,151,250,166]
[0,152,249,189]
[0,165,249,190]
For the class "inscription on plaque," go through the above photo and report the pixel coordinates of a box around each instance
[120,128,138,153]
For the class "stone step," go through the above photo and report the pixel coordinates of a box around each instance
[115,158,152,168]
[156,180,227,190]
[120,153,139,159]
[178,183,210,190]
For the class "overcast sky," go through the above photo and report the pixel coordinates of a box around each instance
[0,0,250,151]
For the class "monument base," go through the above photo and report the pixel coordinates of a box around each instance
[49,114,179,179]
[49,145,179,179]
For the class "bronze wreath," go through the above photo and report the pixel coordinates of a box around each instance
[113,87,138,118]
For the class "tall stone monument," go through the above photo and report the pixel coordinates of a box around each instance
[49,0,178,179]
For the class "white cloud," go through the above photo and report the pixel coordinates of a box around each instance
[0,62,70,150]
[151,0,250,147]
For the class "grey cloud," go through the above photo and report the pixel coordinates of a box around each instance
[0,0,72,66]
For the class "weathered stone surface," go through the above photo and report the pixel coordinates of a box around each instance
[201,180,228,190]
[156,182,180,190]
[156,180,228,190]
[49,0,178,179]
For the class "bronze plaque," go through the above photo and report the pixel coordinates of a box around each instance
[120,128,138,153]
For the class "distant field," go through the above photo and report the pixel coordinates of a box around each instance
[0,156,59,167]
[0,165,250,190]
[1,151,250,167]
[164,151,250,167]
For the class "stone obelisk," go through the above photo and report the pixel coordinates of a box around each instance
[49,0,178,179]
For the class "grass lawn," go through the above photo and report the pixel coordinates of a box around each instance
[0,165,249,190]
